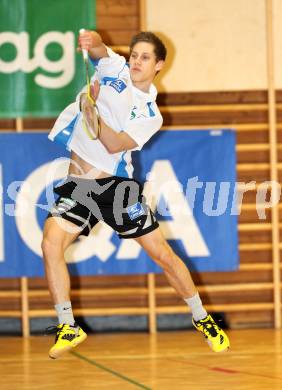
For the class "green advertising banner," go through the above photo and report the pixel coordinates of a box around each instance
[0,0,96,117]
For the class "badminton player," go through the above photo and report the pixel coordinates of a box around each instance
[43,30,230,359]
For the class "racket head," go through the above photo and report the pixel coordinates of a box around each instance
[80,93,101,140]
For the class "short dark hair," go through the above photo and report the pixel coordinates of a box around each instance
[130,32,167,62]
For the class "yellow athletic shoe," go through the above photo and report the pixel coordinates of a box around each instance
[46,323,87,359]
[192,314,230,352]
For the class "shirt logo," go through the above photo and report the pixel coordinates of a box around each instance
[130,106,137,120]
[127,202,145,220]
[130,104,155,120]
[109,79,127,93]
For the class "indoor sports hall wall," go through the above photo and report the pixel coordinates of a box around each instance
[0,0,281,334]
[147,0,282,92]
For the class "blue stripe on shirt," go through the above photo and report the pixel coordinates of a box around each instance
[53,114,79,150]
[115,152,129,178]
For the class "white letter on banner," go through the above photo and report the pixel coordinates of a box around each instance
[5,181,29,216]
[15,159,115,263]
[34,32,75,88]
[0,165,4,262]
[203,182,230,216]
[185,176,204,211]
[117,161,210,259]
[0,31,74,88]
[256,181,281,220]
[0,32,37,72]
[231,181,256,215]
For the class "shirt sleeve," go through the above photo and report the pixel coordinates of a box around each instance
[75,47,126,102]
[90,46,126,81]
[124,113,163,151]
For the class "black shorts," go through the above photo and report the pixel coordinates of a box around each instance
[47,175,159,239]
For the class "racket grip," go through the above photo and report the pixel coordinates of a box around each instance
[79,28,88,61]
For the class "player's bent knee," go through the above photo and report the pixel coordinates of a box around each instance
[156,243,176,272]
[41,235,65,260]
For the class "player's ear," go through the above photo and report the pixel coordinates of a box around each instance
[155,60,164,72]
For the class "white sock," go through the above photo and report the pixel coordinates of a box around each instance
[184,292,207,321]
[54,301,75,326]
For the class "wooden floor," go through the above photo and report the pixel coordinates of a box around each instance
[0,329,281,389]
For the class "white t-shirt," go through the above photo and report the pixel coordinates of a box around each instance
[48,47,163,178]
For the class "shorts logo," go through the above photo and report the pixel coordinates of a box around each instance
[127,202,145,220]
[60,197,76,207]
[109,79,127,93]
[51,197,76,214]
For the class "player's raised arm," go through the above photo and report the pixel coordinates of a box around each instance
[78,30,109,60]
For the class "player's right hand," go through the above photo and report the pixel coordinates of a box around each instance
[78,30,102,52]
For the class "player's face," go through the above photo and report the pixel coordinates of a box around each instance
[129,42,164,87]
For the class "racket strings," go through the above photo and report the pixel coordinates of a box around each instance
[80,93,101,140]
[80,54,101,140]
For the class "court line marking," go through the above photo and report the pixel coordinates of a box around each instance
[167,358,282,381]
[71,350,152,390]
[68,350,282,360]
